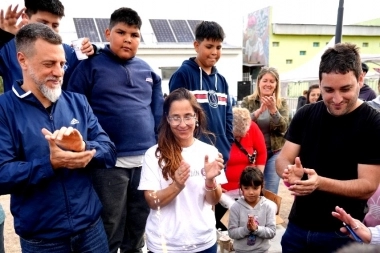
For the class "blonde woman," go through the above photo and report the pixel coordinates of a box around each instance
[241,67,289,194]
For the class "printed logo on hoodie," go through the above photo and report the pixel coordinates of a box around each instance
[70,118,79,125]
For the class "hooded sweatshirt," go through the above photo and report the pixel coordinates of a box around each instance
[367,96,380,111]
[169,57,234,162]
[228,196,276,253]
[359,84,377,101]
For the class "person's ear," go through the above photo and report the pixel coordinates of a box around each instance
[193,40,199,53]
[21,13,29,21]
[17,52,27,70]
[359,72,365,88]
[105,29,111,42]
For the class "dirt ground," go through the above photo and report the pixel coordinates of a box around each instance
[0,180,294,252]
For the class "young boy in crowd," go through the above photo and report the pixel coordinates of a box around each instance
[169,20,233,230]
[0,0,95,91]
[67,7,163,253]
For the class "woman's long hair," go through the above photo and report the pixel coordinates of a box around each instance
[156,88,214,180]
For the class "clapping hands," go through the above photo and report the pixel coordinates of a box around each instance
[41,127,95,170]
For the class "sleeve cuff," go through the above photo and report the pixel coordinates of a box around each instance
[369,226,380,244]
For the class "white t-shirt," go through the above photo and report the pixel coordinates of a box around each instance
[139,139,225,253]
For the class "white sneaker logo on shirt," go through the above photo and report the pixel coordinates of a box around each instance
[70,118,79,125]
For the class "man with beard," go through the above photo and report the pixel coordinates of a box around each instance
[0,23,117,252]
[276,43,380,253]
[0,0,95,91]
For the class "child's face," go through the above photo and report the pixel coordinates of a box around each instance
[194,38,222,72]
[106,23,141,60]
[24,11,62,33]
[241,185,262,206]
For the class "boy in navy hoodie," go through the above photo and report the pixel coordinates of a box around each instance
[67,7,163,253]
[169,21,233,230]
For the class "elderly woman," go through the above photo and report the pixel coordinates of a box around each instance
[223,107,267,195]
[241,66,289,194]
[215,108,267,230]
[138,88,225,253]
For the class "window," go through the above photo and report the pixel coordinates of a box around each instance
[300,51,306,56]
[313,42,320,47]
[362,42,369,47]
[286,59,293,64]
[272,42,279,47]
[160,67,178,80]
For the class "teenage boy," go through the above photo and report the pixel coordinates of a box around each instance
[67,7,163,253]
[0,0,95,91]
[169,21,233,230]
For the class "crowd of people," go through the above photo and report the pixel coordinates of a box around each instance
[0,1,380,253]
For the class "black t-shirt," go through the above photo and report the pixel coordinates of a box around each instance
[286,101,380,231]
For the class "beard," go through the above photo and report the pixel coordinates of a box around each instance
[28,68,62,103]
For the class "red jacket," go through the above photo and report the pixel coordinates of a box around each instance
[223,122,267,191]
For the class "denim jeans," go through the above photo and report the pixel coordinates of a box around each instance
[91,166,150,253]
[0,222,4,253]
[264,150,281,194]
[148,242,217,253]
[281,222,352,253]
[20,218,108,253]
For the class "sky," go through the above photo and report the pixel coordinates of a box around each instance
[1,0,379,45]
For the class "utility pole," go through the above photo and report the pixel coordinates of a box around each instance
[335,0,344,44]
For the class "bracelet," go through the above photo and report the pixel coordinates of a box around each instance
[204,184,218,192]
[205,179,217,189]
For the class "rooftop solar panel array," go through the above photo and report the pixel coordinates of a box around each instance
[95,18,109,42]
[73,18,201,44]
[73,18,101,42]
[169,20,194,42]
[149,19,176,42]
[187,20,203,36]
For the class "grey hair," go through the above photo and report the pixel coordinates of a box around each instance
[15,23,62,57]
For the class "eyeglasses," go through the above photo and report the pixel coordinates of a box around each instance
[167,114,196,126]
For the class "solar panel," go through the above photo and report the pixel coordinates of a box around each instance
[169,20,194,42]
[149,19,176,43]
[95,18,144,43]
[73,18,101,42]
[95,18,109,42]
[187,20,203,36]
